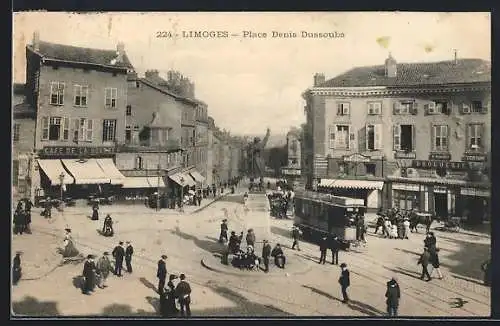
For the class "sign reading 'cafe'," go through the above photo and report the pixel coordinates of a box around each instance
[40,146,116,156]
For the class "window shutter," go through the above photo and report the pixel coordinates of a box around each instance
[62,117,69,140]
[430,124,436,151]
[481,100,489,114]
[337,103,342,115]
[446,125,450,150]
[344,103,350,115]
[329,125,336,149]
[59,83,65,105]
[87,119,93,141]
[411,125,416,152]
[41,117,49,140]
[461,103,471,114]
[428,102,436,114]
[364,125,369,150]
[411,102,418,115]
[465,124,471,150]
[393,125,401,150]
[393,102,400,115]
[375,124,382,150]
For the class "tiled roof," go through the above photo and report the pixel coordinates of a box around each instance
[28,41,134,70]
[319,59,491,88]
[142,77,199,106]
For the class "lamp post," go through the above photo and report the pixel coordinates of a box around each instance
[179,177,185,212]
[59,172,65,210]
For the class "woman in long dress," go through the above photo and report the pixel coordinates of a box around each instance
[62,229,80,258]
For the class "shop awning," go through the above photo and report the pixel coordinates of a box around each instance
[319,179,384,190]
[37,159,74,185]
[122,176,165,188]
[189,170,206,183]
[169,173,196,187]
[61,159,109,184]
[96,158,125,185]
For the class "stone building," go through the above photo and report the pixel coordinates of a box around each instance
[25,33,135,200]
[302,54,491,222]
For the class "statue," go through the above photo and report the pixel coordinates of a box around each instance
[247,128,271,179]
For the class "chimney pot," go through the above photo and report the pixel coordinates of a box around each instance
[32,31,40,51]
[313,73,326,87]
[385,52,397,78]
[453,49,458,64]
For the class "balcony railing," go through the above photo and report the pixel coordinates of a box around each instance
[117,139,182,152]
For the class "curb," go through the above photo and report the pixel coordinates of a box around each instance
[190,192,232,215]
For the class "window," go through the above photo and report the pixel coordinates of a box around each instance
[125,125,131,143]
[13,160,19,186]
[105,88,118,108]
[162,129,169,143]
[393,124,414,152]
[468,124,483,150]
[472,101,483,113]
[78,118,93,141]
[334,125,350,149]
[103,119,117,142]
[192,130,196,146]
[126,105,132,116]
[48,117,62,140]
[74,85,88,107]
[135,156,143,170]
[13,123,20,142]
[337,102,350,116]
[366,124,382,150]
[367,102,382,115]
[394,101,413,114]
[365,163,376,176]
[135,81,140,88]
[433,125,448,151]
[426,101,449,115]
[50,82,65,105]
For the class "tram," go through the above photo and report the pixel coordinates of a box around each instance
[294,190,366,245]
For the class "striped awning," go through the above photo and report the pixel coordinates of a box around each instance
[122,176,165,188]
[95,158,125,185]
[169,173,196,187]
[319,179,384,190]
[189,170,206,183]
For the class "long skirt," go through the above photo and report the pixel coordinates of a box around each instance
[63,240,80,258]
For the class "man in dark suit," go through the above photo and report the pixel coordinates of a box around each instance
[112,241,125,277]
[157,254,168,294]
[82,255,97,295]
[330,235,340,265]
[125,241,134,273]
[338,263,350,303]
[319,237,328,264]
[261,240,271,272]
[175,274,192,317]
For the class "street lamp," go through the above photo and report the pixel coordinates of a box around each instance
[179,177,185,213]
[59,172,65,210]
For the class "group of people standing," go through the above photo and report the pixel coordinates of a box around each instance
[375,209,411,240]
[13,199,33,235]
[156,254,192,317]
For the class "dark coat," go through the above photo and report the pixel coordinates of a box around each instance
[329,237,340,251]
[262,244,271,258]
[112,245,125,261]
[125,245,134,258]
[430,251,440,268]
[292,228,300,240]
[418,251,430,266]
[157,259,167,279]
[83,260,96,278]
[339,269,350,287]
[175,280,192,302]
[319,238,329,252]
[385,280,401,307]
[271,247,284,257]
[221,223,228,232]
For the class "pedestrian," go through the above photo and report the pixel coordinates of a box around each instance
[82,254,96,295]
[157,254,168,294]
[338,263,350,303]
[161,274,179,317]
[429,248,443,280]
[403,218,410,239]
[96,252,112,288]
[330,235,340,265]
[24,198,33,214]
[246,229,256,247]
[271,243,286,268]
[24,208,32,234]
[175,274,192,317]
[424,232,437,253]
[262,239,271,272]
[481,260,491,286]
[197,192,202,206]
[112,241,125,277]
[319,236,328,264]
[12,252,22,285]
[125,241,134,273]
[383,219,391,238]
[417,247,432,281]
[91,201,99,221]
[375,211,384,234]
[291,226,302,251]
[385,277,400,317]
[44,197,52,218]
[219,219,228,244]
[102,214,114,236]
[13,207,23,235]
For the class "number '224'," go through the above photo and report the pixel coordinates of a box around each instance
[156,31,174,38]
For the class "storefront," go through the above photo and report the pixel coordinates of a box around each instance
[317,178,384,211]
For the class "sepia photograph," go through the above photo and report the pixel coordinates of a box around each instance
[11,11,491,318]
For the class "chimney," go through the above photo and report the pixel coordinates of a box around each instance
[453,49,458,65]
[313,73,325,87]
[116,42,125,63]
[32,31,40,51]
[385,52,397,78]
[145,69,160,79]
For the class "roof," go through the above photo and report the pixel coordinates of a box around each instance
[319,59,491,88]
[143,75,206,106]
[140,78,198,106]
[27,41,134,70]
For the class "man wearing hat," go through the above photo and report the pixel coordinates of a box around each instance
[82,255,97,295]
[261,240,271,272]
[175,274,192,317]
[319,236,328,264]
[125,241,134,273]
[291,226,302,251]
[112,241,125,277]
[385,276,401,317]
[157,255,168,294]
[96,252,112,289]
[338,263,350,303]
[219,219,228,244]
[12,252,22,285]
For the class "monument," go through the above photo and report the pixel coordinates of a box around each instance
[246,128,271,184]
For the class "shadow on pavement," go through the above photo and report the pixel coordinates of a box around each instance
[217,195,244,204]
[394,248,421,256]
[101,303,157,316]
[302,285,338,301]
[72,275,84,290]
[438,237,490,281]
[347,300,385,317]
[145,296,160,313]
[200,284,293,316]
[139,277,157,293]
[170,227,226,254]
[12,296,59,316]
[385,266,423,280]
[271,226,291,239]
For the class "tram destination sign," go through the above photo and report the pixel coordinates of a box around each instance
[40,146,116,156]
[412,160,469,170]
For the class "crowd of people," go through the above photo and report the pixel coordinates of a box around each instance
[375,208,415,240]
[13,199,33,235]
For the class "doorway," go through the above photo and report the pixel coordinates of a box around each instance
[434,193,448,219]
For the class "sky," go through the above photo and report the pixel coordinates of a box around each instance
[13,12,490,135]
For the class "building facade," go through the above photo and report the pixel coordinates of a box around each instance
[194,102,209,183]
[303,54,491,222]
[26,33,134,200]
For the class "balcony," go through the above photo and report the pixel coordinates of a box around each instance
[117,139,182,153]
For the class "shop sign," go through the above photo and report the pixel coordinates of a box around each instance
[429,153,451,161]
[462,153,487,162]
[392,183,420,192]
[412,160,469,170]
[394,151,416,159]
[282,168,301,176]
[343,153,371,163]
[460,187,490,197]
[434,186,447,194]
[40,146,116,156]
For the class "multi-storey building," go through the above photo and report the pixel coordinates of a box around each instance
[194,101,209,185]
[206,116,216,186]
[26,32,133,200]
[303,54,491,223]
[12,84,36,200]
